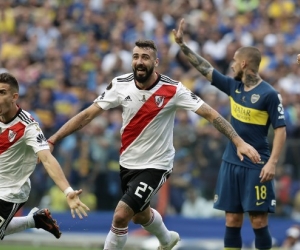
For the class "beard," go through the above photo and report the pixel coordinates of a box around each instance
[133,66,154,83]
[233,70,243,81]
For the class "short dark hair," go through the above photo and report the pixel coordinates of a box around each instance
[0,73,19,92]
[135,40,158,57]
[237,46,261,71]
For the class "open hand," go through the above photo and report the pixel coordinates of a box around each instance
[66,189,90,219]
[172,18,185,46]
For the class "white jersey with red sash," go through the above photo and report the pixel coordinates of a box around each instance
[0,108,49,203]
[94,73,203,170]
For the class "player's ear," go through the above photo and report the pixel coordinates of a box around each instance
[241,60,246,69]
[12,93,19,103]
[155,58,159,67]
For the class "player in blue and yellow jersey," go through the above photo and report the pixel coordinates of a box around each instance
[173,19,287,250]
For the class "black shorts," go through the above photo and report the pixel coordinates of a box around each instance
[0,199,25,240]
[120,166,172,214]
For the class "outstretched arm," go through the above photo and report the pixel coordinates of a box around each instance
[196,103,261,163]
[172,19,214,82]
[38,149,90,218]
[48,103,103,145]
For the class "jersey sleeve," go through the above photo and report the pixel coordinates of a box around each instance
[175,82,204,111]
[94,80,121,110]
[266,91,286,129]
[211,69,234,96]
[24,123,49,153]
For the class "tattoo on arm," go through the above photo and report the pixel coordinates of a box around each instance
[198,103,238,141]
[180,44,214,78]
[212,116,238,141]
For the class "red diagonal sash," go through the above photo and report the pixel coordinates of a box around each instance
[0,122,26,154]
[120,84,176,155]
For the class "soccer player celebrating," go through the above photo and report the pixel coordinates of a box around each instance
[0,73,89,240]
[48,39,260,250]
[173,19,286,250]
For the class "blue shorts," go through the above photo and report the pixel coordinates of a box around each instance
[213,161,276,213]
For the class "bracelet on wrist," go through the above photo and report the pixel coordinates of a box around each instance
[47,140,55,146]
[64,187,74,197]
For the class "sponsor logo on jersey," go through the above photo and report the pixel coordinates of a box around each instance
[256,201,265,206]
[230,97,268,125]
[36,134,47,144]
[8,130,17,142]
[99,92,105,100]
[124,95,132,101]
[251,94,260,103]
[235,89,241,94]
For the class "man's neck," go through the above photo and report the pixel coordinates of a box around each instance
[242,73,262,90]
[135,73,158,90]
[0,105,19,123]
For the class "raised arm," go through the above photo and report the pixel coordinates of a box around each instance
[172,19,214,82]
[48,103,103,144]
[196,102,261,163]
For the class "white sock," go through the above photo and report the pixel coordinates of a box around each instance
[103,225,128,250]
[142,208,171,245]
[5,215,35,236]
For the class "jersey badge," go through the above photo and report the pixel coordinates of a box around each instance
[277,103,284,114]
[155,96,165,108]
[8,130,17,142]
[277,103,285,119]
[235,89,241,94]
[251,94,260,103]
[139,95,146,102]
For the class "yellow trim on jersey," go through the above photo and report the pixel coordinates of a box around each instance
[230,97,269,125]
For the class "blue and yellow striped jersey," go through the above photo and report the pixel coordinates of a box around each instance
[212,70,286,169]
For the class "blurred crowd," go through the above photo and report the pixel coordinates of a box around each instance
[1,0,300,219]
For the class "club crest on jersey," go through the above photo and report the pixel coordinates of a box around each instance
[8,130,17,142]
[251,94,260,103]
[155,96,165,108]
